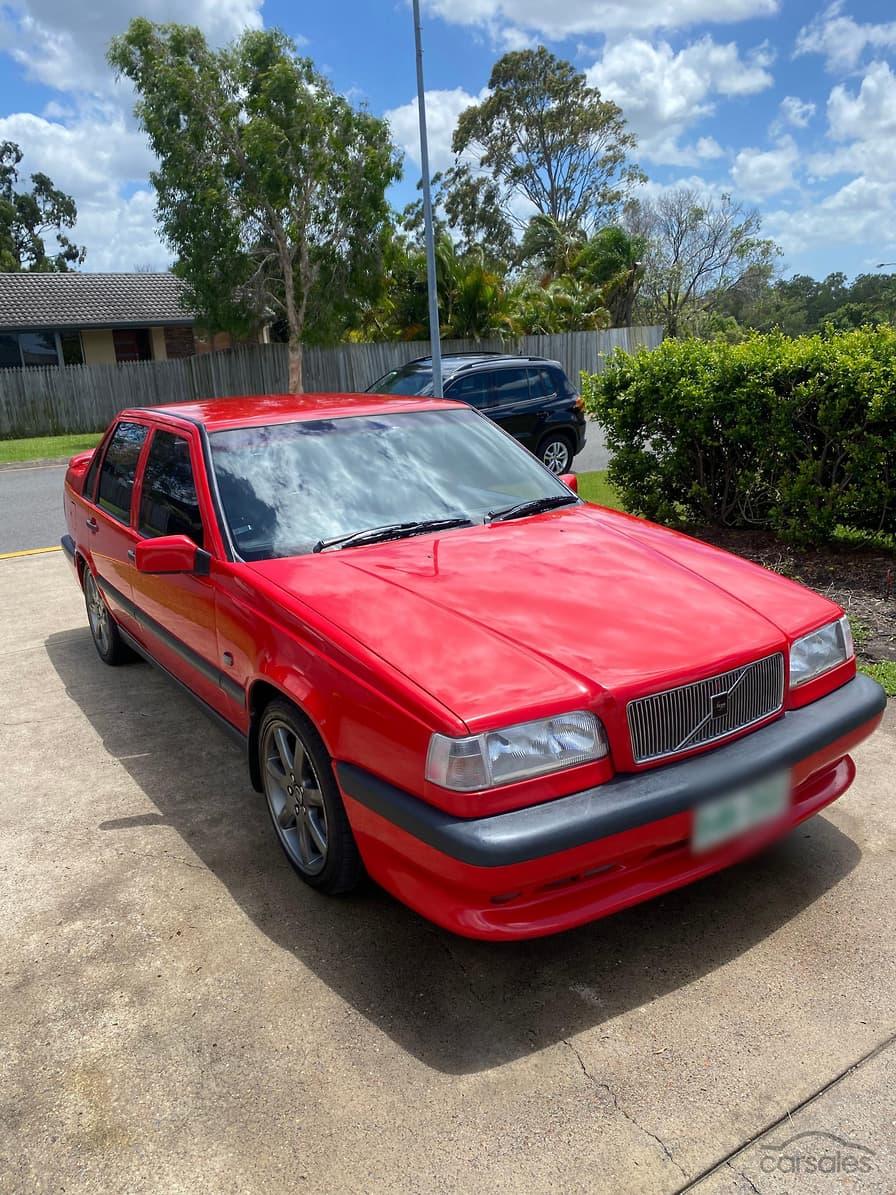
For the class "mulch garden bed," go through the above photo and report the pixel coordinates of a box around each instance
[692,528,896,667]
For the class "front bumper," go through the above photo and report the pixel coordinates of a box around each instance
[338,675,886,939]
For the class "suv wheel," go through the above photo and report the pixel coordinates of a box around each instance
[539,433,573,475]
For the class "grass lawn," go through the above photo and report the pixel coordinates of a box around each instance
[0,432,101,465]
[574,469,625,510]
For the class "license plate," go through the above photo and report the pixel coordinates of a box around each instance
[692,771,791,853]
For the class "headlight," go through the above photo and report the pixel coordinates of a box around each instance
[789,616,853,688]
[426,711,608,791]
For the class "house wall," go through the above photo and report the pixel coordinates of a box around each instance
[80,329,117,365]
[150,327,168,361]
[163,325,196,359]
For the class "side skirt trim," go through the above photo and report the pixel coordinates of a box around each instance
[95,574,245,708]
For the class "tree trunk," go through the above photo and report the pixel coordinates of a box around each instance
[288,338,303,394]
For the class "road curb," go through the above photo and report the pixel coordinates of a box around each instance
[0,456,71,471]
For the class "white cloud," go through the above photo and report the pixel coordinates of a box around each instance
[777,95,815,128]
[1,0,271,271]
[730,136,799,199]
[385,87,486,174]
[423,0,778,41]
[806,61,896,184]
[767,176,896,257]
[827,60,896,143]
[766,60,896,259]
[587,36,773,164]
[0,106,166,269]
[695,136,724,159]
[795,1,896,73]
[4,0,264,94]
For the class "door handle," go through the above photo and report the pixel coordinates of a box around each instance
[86,517,98,532]
[127,549,136,561]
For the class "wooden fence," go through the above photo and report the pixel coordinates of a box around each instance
[0,326,663,438]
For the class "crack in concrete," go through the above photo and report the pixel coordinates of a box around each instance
[564,1038,689,1182]
[674,1029,896,1193]
[726,1159,761,1194]
[431,932,486,1008]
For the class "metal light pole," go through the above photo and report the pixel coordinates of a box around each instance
[412,0,443,397]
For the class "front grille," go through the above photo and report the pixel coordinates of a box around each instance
[627,653,785,764]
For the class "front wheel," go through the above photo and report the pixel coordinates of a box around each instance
[538,433,573,475]
[259,700,364,894]
[83,567,132,665]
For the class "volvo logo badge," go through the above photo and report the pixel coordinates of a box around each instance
[710,693,729,718]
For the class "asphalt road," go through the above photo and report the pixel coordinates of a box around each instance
[0,423,609,554]
[1,551,894,1193]
[0,462,66,554]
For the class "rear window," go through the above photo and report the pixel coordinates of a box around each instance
[96,421,147,524]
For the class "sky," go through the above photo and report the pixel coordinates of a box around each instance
[1,0,895,280]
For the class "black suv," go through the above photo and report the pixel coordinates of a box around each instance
[367,353,587,474]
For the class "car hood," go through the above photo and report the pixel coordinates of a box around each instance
[247,504,840,731]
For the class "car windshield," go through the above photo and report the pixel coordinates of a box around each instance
[367,365,433,396]
[209,409,573,560]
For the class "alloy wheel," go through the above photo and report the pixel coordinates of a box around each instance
[262,720,329,875]
[542,439,571,474]
[85,570,112,656]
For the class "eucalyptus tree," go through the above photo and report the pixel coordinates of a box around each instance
[109,21,400,391]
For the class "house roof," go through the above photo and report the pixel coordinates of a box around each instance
[0,272,196,332]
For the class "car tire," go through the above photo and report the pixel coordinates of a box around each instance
[83,566,133,665]
[538,432,574,475]
[259,700,364,895]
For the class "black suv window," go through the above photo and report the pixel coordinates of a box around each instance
[491,367,531,406]
[139,430,204,546]
[446,372,494,409]
[96,421,148,524]
[528,368,556,399]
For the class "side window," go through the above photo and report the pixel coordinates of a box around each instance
[446,371,494,409]
[83,440,106,503]
[138,430,204,547]
[491,367,531,406]
[551,367,577,398]
[96,422,148,524]
[528,368,554,399]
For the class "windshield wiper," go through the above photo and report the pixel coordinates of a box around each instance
[313,516,472,553]
[486,494,579,523]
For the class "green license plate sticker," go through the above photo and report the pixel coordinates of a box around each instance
[692,771,791,853]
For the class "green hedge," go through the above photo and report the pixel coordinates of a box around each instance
[581,328,896,542]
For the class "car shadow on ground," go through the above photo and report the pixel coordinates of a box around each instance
[46,627,862,1076]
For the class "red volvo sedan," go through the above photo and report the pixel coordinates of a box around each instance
[63,393,885,939]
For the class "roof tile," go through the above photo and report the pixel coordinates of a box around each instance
[0,272,196,331]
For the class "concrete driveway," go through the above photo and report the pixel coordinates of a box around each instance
[1,553,894,1194]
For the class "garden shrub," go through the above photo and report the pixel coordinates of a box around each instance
[581,327,896,542]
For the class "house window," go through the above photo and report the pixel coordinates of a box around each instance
[19,331,59,367]
[0,329,84,368]
[60,331,84,365]
[0,335,19,368]
[113,328,153,363]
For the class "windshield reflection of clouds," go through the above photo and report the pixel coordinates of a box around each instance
[210,410,566,560]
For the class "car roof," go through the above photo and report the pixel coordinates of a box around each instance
[124,392,465,433]
[406,353,564,375]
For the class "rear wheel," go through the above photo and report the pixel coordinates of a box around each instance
[538,432,573,474]
[259,700,364,894]
[83,567,131,665]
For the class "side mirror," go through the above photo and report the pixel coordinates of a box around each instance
[135,534,208,575]
[560,473,578,494]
